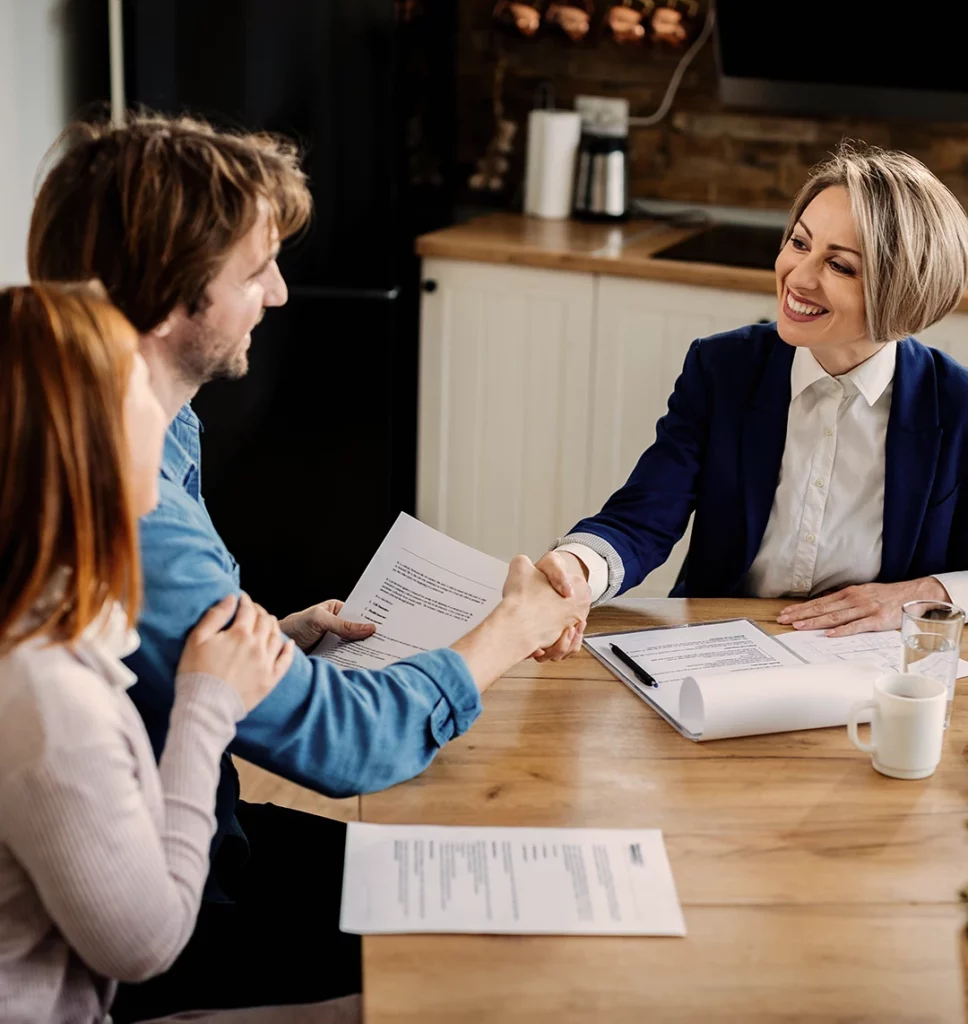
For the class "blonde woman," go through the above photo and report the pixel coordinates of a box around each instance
[535,143,968,657]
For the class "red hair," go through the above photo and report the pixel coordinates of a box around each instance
[0,284,141,649]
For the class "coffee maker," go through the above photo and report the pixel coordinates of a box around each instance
[572,96,630,221]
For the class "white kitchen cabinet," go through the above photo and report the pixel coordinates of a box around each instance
[417,258,595,563]
[417,258,968,600]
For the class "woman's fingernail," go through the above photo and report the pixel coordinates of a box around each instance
[777,614,790,623]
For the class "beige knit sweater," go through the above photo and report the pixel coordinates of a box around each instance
[0,604,243,1024]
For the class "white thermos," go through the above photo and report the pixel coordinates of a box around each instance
[523,109,582,220]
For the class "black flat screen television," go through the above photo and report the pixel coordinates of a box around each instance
[716,2,968,122]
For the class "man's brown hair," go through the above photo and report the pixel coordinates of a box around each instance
[28,114,312,333]
[0,284,141,650]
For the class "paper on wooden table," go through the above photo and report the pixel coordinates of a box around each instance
[340,822,685,936]
[775,628,968,679]
[586,619,880,740]
[678,662,878,741]
[584,618,805,738]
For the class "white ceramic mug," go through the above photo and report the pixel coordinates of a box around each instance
[847,672,947,779]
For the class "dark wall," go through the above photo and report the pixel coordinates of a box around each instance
[457,1,968,210]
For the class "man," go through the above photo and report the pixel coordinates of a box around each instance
[28,114,590,1020]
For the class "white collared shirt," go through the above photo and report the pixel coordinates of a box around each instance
[560,342,968,609]
[746,342,895,598]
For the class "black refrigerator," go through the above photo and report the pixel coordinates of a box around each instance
[116,0,457,613]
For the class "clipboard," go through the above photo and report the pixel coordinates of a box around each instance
[583,618,807,740]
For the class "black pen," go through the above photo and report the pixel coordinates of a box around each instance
[609,643,658,688]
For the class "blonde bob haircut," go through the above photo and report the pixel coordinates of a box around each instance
[782,143,968,344]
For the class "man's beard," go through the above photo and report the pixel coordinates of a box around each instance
[174,318,251,388]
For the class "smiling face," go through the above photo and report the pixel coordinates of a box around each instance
[775,186,872,366]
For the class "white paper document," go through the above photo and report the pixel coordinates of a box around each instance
[676,662,878,741]
[584,619,805,738]
[339,822,686,936]
[315,513,507,670]
[585,619,879,741]
[775,628,968,679]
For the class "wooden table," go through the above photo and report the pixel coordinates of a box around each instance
[360,598,968,1024]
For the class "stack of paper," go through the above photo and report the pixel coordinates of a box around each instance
[585,620,881,741]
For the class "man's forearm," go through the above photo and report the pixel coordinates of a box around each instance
[450,603,534,695]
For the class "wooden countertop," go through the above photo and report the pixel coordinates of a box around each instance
[417,212,778,295]
[417,213,968,314]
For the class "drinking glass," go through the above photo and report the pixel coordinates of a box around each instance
[900,600,965,729]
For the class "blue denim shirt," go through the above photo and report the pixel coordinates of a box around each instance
[124,405,482,863]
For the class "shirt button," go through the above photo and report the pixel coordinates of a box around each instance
[815,478,824,488]
[806,533,816,543]
[824,428,833,437]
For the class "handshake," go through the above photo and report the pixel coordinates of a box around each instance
[503,550,593,663]
[451,549,590,689]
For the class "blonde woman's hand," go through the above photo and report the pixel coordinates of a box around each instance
[776,577,950,637]
[178,593,295,712]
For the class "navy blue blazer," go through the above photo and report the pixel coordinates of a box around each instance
[568,323,968,598]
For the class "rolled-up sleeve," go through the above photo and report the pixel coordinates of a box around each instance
[129,488,482,800]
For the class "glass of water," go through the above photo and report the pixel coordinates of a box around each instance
[901,600,965,729]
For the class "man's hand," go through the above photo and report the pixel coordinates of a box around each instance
[531,550,592,661]
[777,577,950,637]
[279,599,376,652]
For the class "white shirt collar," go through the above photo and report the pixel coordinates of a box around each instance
[790,341,897,407]
[72,602,141,691]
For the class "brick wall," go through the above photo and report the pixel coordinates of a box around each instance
[457,2,968,210]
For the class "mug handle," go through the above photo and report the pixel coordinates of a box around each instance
[848,699,876,754]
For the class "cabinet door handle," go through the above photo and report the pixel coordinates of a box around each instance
[757,317,771,324]
[422,280,438,293]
